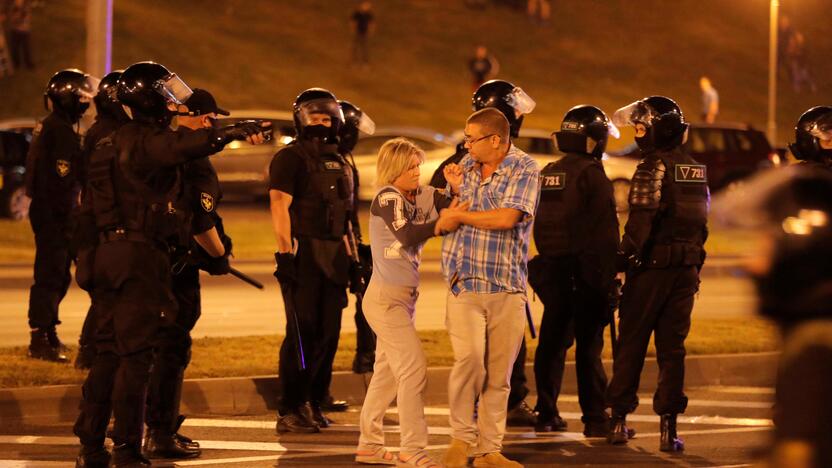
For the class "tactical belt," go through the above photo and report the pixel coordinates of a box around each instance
[645,243,704,269]
[99,228,153,245]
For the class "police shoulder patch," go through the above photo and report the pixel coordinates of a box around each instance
[674,164,707,183]
[200,192,215,212]
[541,172,566,190]
[324,161,342,171]
[56,159,71,177]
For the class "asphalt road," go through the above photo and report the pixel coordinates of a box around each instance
[0,260,757,347]
[0,385,772,466]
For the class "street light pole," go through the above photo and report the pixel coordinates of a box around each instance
[767,0,779,145]
[86,0,113,77]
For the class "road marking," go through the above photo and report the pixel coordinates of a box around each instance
[556,394,772,409]
[0,462,74,468]
[387,407,774,427]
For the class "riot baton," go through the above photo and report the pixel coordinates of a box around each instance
[525,301,537,339]
[278,279,307,371]
[229,267,264,290]
[609,278,623,360]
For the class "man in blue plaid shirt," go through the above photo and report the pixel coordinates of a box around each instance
[437,108,540,468]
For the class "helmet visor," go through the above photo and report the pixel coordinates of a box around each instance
[76,75,100,101]
[611,100,658,129]
[297,98,345,127]
[505,87,536,115]
[358,112,376,135]
[608,121,621,139]
[809,112,832,143]
[153,73,193,105]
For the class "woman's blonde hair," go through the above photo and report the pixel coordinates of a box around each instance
[376,137,426,187]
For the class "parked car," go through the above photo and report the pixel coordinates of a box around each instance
[351,127,452,201]
[607,122,780,192]
[446,128,639,211]
[0,119,36,220]
[209,110,296,200]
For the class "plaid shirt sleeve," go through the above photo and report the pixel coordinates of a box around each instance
[499,157,540,221]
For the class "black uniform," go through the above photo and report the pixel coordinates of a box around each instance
[24,111,82,332]
[73,121,223,452]
[270,140,352,414]
[606,147,709,417]
[529,153,619,428]
[146,149,223,441]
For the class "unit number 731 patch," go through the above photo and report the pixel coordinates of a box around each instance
[541,172,566,190]
[675,164,707,183]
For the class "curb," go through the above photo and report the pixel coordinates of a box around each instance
[1,352,778,424]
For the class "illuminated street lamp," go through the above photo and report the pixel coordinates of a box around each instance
[768,0,779,145]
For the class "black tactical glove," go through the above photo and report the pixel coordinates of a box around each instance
[274,252,297,285]
[220,233,233,258]
[202,254,231,276]
[215,120,272,147]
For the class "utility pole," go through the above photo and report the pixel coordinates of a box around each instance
[767,0,779,145]
[86,0,113,77]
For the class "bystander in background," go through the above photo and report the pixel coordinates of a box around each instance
[468,45,499,91]
[699,76,719,123]
[350,1,375,67]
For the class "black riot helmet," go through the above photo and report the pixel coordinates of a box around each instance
[93,70,128,121]
[472,80,536,138]
[337,100,376,154]
[789,106,832,163]
[612,96,688,153]
[44,69,98,122]
[117,61,192,127]
[553,105,620,159]
[712,165,832,326]
[293,88,345,143]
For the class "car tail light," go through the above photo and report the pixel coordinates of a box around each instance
[768,152,782,166]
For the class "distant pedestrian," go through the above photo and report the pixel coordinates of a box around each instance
[468,45,499,91]
[7,0,33,70]
[350,1,375,66]
[527,0,551,25]
[786,32,817,94]
[777,15,795,79]
[699,76,719,123]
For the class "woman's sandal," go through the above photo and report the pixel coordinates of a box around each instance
[355,445,397,465]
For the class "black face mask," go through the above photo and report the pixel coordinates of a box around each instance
[635,134,654,153]
[302,124,331,141]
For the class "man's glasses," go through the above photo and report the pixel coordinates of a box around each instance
[463,133,496,145]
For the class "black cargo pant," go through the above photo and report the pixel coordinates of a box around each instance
[27,205,73,330]
[146,263,201,433]
[74,239,173,449]
[278,248,347,414]
[533,262,608,424]
[508,340,530,409]
[606,266,699,416]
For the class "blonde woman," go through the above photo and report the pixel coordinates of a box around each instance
[356,138,465,467]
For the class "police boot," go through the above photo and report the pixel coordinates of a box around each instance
[28,328,68,363]
[75,445,110,468]
[173,416,200,449]
[319,394,349,412]
[46,326,69,352]
[310,402,331,428]
[143,427,201,459]
[607,414,632,445]
[111,443,151,467]
[659,414,684,452]
[352,351,375,374]
[276,404,320,434]
[506,400,538,427]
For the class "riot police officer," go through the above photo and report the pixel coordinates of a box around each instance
[270,88,354,433]
[712,165,832,468]
[789,106,832,170]
[72,61,268,467]
[143,88,235,460]
[75,69,130,370]
[337,99,376,378]
[430,79,539,426]
[606,96,709,452]
[528,105,620,435]
[25,68,97,363]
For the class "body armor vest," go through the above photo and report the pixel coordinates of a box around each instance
[534,154,599,256]
[646,149,710,267]
[289,142,353,240]
[86,126,189,247]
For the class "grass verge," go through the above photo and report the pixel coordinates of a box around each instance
[0,317,778,389]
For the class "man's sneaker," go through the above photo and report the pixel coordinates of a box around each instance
[472,452,523,467]
[659,414,684,452]
[506,400,537,426]
[583,419,610,437]
[607,414,632,445]
[319,394,349,412]
[276,408,319,434]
